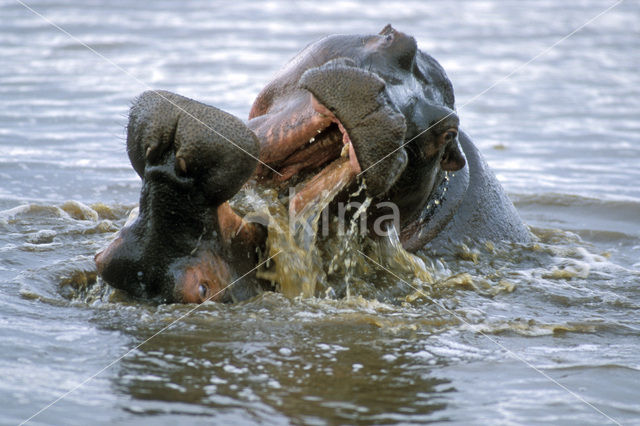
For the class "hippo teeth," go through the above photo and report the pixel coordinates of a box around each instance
[340,143,350,158]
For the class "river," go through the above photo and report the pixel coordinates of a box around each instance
[1,0,639,424]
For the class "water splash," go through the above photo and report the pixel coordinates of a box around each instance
[234,177,444,303]
[326,186,371,300]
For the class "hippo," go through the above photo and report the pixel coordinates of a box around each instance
[95,25,530,303]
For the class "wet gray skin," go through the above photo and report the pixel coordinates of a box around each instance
[96,26,529,303]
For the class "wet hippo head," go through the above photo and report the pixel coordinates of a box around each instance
[95,91,263,303]
[248,24,465,221]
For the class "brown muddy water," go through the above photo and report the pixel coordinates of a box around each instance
[1,1,639,425]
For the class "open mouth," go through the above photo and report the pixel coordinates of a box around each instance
[251,91,362,185]
[249,59,409,215]
[255,94,363,216]
[268,112,358,184]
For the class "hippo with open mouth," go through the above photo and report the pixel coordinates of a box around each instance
[95,25,530,303]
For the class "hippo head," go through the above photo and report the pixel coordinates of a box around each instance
[248,24,465,221]
[95,91,264,303]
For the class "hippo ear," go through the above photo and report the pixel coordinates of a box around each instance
[440,140,466,172]
[379,24,394,35]
[300,59,407,197]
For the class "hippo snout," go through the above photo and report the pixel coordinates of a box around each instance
[95,225,146,298]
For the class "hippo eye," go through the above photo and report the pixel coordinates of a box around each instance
[444,130,458,144]
[198,283,208,300]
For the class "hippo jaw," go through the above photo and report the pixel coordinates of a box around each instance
[247,58,409,199]
[299,58,409,197]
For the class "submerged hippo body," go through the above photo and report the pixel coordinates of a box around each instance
[95,26,529,303]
